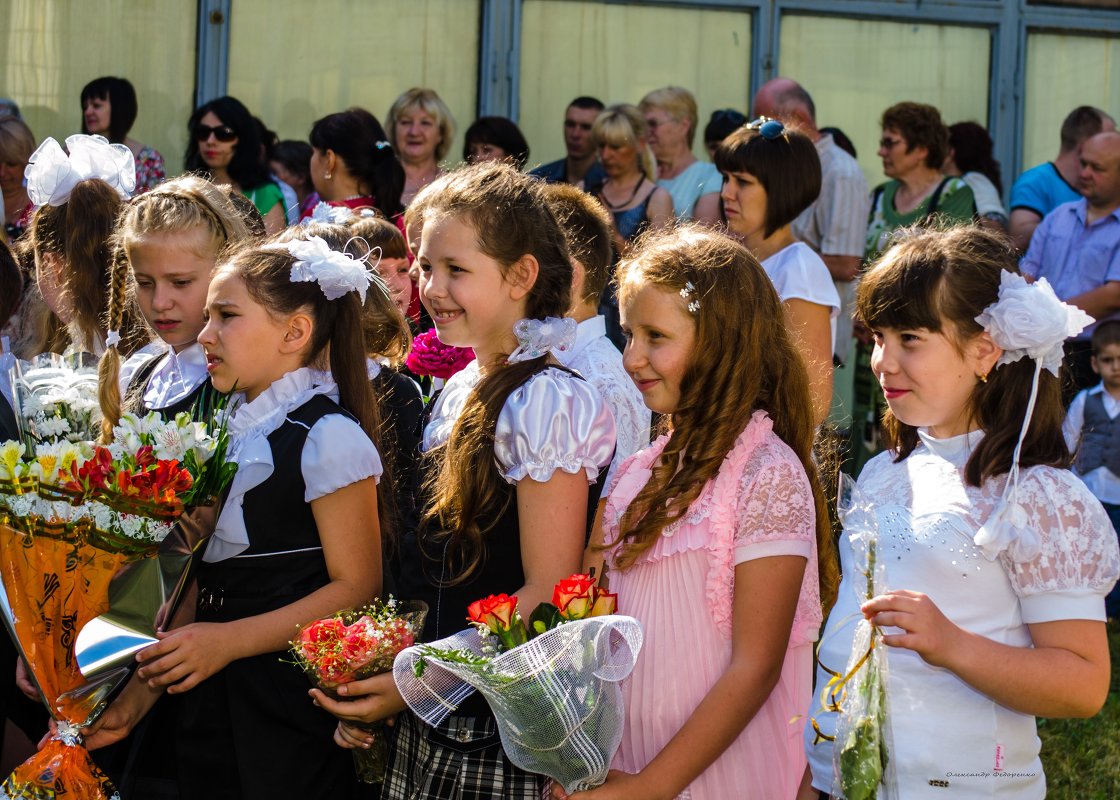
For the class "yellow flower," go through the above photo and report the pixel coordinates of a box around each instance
[0,441,26,480]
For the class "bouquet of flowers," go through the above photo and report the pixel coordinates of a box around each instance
[811,477,896,800]
[404,328,475,382]
[0,407,237,800]
[394,572,643,793]
[290,599,428,784]
[9,353,102,447]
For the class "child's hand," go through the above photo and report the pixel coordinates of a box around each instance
[309,671,407,725]
[332,720,386,751]
[135,623,239,693]
[15,657,39,700]
[862,589,963,669]
[562,771,657,800]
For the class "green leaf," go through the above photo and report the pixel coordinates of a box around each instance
[527,603,562,639]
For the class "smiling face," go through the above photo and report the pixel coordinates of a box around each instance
[719,170,769,243]
[196,111,238,173]
[83,95,111,136]
[395,107,440,165]
[130,228,214,351]
[621,284,696,414]
[418,214,523,361]
[197,269,293,401]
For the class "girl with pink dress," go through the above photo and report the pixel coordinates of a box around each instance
[555,224,839,800]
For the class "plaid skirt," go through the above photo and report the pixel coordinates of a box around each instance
[381,712,546,800]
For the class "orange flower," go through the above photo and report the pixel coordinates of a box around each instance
[589,587,618,617]
[553,574,597,620]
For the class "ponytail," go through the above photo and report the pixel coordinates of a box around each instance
[309,108,405,218]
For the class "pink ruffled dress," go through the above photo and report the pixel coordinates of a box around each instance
[603,411,821,799]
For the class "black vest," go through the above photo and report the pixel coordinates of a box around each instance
[124,353,222,420]
[1074,391,1120,476]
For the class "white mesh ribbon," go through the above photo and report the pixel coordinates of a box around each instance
[507,316,577,364]
[25,134,136,207]
[394,615,644,792]
[280,235,374,303]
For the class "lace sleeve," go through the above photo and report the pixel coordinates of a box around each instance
[1004,467,1120,623]
[733,438,815,563]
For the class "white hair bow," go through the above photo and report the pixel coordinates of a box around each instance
[508,317,577,363]
[281,236,375,303]
[25,134,136,207]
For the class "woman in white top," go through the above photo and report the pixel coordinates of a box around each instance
[639,87,722,225]
[945,121,1007,232]
[716,118,839,423]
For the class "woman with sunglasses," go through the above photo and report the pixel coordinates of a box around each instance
[716,119,839,424]
[81,77,166,193]
[185,96,285,235]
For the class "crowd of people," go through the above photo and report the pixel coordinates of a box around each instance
[0,72,1118,800]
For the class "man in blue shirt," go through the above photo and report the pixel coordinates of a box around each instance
[1021,131,1120,396]
[530,96,606,192]
[1010,106,1114,253]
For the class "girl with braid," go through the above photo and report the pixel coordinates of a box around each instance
[555,225,839,800]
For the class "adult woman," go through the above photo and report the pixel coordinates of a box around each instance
[386,88,454,206]
[866,102,976,261]
[946,121,1007,232]
[81,76,166,192]
[184,96,285,234]
[0,117,35,241]
[592,104,672,252]
[463,116,530,168]
[716,119,839,424]
[307,107,404,220]
[639,87,722,224]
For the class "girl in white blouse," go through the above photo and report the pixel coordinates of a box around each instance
[802,225,1119,799]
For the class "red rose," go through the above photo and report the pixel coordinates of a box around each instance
[589,587,618,617]
[553,574,597,620]
[467,593,526,650]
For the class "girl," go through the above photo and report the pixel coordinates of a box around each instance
[307,108,405,221]
[103,175,251,426]
[184,96,285,235]
[24,134,147,355]
[312,162,616,799]
[801,226,1119,798]
[88,236,384,799]
[556,225,838,800]
[716,118,840,424]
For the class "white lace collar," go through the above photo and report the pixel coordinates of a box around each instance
[556,315,606,367]
[228,367,337,455]
[916,427,984,466]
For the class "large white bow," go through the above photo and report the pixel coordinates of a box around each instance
[282,236,375,303]
[24,134,136,207]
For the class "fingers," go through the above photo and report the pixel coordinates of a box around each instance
[165,672,204,695]
[337,722,375,749]
[309,688,376,722]
[135,636,179,664]
[143,661,195,689]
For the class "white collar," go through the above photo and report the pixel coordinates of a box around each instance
[556,316,607,367]
[916,427,984,466]
[228,367,337,453]
[164,342,208,373]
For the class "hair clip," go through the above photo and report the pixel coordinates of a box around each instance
[508,317,577,363]
[679,282,700,314]
[746,116,785,141]
[375,140,392,150]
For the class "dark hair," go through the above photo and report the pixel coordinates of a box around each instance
[185,96,273,191]
[1060,106,1113,153]
[349,215,409,261]
[856,225,1071,485]
[254,116,279,160]
[80,77,137,143]
[715,122,822,237]
[569,96,605,113]
[271,140,314,194]
[1091,319,1120,354]
[540,181,613,304]
[820,126,857,159]
[704,109,748,148]
[310,108,404,218]
[881,102,949,169]
[421,162,572,584]
[949,122,1003,195]
[0,240,22,329]
[463,117,530,169]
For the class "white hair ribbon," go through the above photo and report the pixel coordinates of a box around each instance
[507,317,577,364]
[278,235,374,304]
[25,134,136,207]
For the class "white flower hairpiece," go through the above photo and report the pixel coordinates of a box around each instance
[25,134,136,207]
[507,317,577,364]
[277,235,375,304]
[304,201,357,226]
[679,281,700,314]
[972,270,1093,562]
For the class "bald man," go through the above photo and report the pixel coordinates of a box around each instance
[752,77,869,366]
[1022,131,1120,393]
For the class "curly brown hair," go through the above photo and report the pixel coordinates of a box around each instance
[881,102,949,169]
[608,224,839,612]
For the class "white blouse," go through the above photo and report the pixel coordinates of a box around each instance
[204,367,382,563]
[423,360,616,484]
[805,429,1119,798]
[119,342,210,410]
[761,242,841,353]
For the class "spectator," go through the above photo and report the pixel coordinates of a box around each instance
[307,107,404,220]
[463,116,530,169]
[1010,105,1115,252]
[1021,131,1120,395]
[254,116,300,224]
[184,96,285,234]
[80,76,166,193]
[702,108,747,160]
[639,86,722,224]
[0,117,35,242]
[270,140,318,219]
[386,87,454,206]
[752,77,868,368]
[819,126,857,159]
[945,121,1007,232]
[530,96,606,190]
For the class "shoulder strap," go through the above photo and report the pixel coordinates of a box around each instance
[923,177,953,222]
[869,184,886,225]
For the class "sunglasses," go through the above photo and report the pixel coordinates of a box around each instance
[746,116,786,140]
[194,124,237,143]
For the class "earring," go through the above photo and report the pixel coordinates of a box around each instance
[324,172,332,180]
[978,372,989,383]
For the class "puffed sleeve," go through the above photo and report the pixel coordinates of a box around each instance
[301,413,383,502]
[733,436,815,564]
[1005,468,1120,623]
[494,369,616,484]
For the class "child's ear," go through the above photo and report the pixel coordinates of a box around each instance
[506,254,540,302]
[972,331,1002,376]
[279,310,314,355]
[569,257,586,302]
